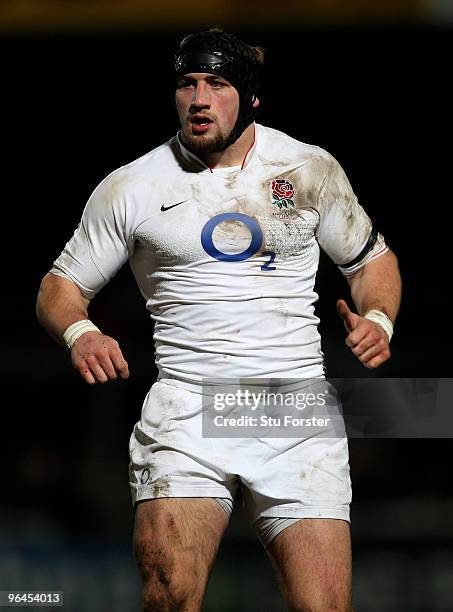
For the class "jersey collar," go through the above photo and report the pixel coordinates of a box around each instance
[175,124,259,173]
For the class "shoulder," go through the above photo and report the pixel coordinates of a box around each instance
[256,123,333,170]
[91,136,179,202]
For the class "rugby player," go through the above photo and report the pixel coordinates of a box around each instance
[36,29,401,612]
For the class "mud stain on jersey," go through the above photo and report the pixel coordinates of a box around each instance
[102,169,144,204]
[224,174,240,190]
[152,477,171,497]
[204,198,265,253]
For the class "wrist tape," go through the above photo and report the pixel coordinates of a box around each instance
[63,319,101,348]
[364,310,393,342]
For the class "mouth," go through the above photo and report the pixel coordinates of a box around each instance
[189,115,214,134]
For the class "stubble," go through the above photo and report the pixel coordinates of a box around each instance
[182,127,231,154]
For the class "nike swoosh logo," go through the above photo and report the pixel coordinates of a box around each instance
[160,200,189,212]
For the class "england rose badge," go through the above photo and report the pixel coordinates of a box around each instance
[270,179,296,209]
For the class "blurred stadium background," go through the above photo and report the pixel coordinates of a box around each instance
[1,0,452,610]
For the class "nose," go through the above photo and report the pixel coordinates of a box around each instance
[191,82,210,108]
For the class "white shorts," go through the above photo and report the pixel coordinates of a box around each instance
[129,380,351,543]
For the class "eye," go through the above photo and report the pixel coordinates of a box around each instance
[210,79,226,88]
[177,78,194,89]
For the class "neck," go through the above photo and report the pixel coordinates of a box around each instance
[201,123,255,169]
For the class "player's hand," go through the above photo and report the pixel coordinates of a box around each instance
[70,331,130,384]
[336,299,390,369]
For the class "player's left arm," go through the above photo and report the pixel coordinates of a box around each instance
[337,249,402,368]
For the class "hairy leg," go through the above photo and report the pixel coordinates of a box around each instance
[134,498,229,612]
[266,518,352,612]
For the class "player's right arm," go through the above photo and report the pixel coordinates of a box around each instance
[36,272,130,385]
[36,167,136,384]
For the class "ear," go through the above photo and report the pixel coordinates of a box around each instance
[252,96,260,108]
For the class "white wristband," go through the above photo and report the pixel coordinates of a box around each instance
[364,310,394,342]
[63,319,101,348]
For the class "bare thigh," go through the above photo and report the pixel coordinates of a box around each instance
[134,498,229,612]
[266,518,352,612]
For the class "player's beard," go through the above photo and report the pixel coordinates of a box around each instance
[182,122,234,154]
[182,116,237,156]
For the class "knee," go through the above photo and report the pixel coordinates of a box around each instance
[138,547,198,612]
[143,578,194,612]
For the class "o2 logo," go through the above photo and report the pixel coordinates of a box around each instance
[201,213,276,271]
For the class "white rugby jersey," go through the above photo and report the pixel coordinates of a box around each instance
[51,123,387,384]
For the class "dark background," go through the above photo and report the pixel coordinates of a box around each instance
[1,23,452,611]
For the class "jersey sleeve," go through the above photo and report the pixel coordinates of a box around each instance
[315,154,388,277]
[50,172,135,299]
